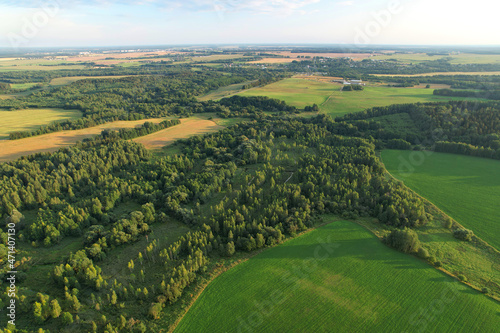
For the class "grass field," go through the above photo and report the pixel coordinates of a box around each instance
[382,150,500,251]
[239,77,340,110]
[175,219,500,333]
[372,53,500,65]
[0,118,165,162]
[238,77,486,117]
[376,72,500,77]
[133,117,223,150]
[197,80,257,101]
[9,82,40,90]
[0,108,82,140]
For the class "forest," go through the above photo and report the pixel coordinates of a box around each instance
[0,109,434,331]
[336,101,500,159]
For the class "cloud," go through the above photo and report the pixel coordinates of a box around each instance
[2,0,322,15]
[338,1,354,5]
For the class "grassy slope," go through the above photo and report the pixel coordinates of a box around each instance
[0,108,82,139]
[382,150,500,251]
[238,78,485,117]
[197,80,257,101]
[239,78,337,110]
[175,218,500,333]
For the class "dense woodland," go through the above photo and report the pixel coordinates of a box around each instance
[336,101,500,159]
[287,57,500,79]
[0,110,433,331]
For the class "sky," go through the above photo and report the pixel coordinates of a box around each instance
[0,0,499,48]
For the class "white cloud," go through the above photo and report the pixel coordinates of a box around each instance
[4,0,322,15]
[338,1,354,6]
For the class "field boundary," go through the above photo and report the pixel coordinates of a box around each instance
[377,153,500,302]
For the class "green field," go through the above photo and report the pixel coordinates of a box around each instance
[372,52,500,65]
[382,150,500,250]
[238,78,337,110]
[198,80,257,101]
[238,78,485,116]
[0,58,87,72]
[10,82,41,90]
[0,108,82,139]
[175,219,499,333]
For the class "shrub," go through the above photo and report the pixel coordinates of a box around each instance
[427,256,436,264]
[444,218,453,229]
[148,302,162,319]
[384,228,420,253]
[454,228,474,241]
[481,287,491,294]
[457,274,468,282]
[434,261,442,267]
[417,247,430,259]
[62,312,73,324]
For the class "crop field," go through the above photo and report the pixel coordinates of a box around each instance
[238,77,340,110]
[0,108,82,140]
[372,53,500,65]
[175,219,500,333]
[382,150,500,251]
[0,58,87,71]
[238,78,486,116]
[376,72,500,77]
[133,117,223,150]
[0,118,165,162]
[49,75,137,86]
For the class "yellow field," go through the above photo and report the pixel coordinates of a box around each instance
[0,118,165,162]
[0,108,82,139]
[133,117,223,150]
[49,75,136,86]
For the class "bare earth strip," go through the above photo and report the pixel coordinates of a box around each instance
[0,119,165,162]
[133,118,223,150]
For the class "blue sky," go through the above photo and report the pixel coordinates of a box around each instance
[0,0,499,48]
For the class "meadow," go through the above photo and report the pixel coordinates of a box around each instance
[238,77,486,116]
[0,58,86,71]
[197,80,257,101]
[376,72,500,77]
[372,52,500,65]
[238,77,340,110]
[382,150,500,251]
[0,108,82,140]
[175,219,500,333]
